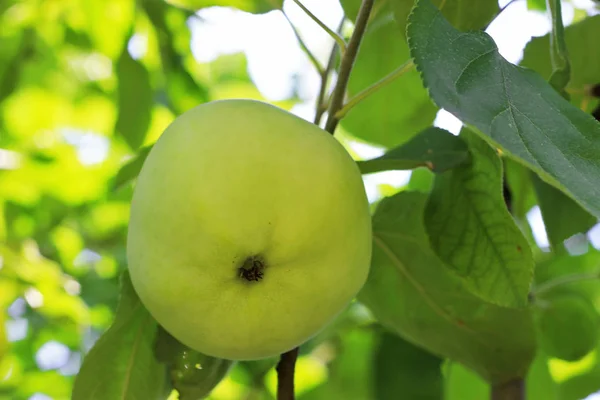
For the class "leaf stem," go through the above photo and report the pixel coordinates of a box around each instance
[324,0,375,134]
[276,347,299,400]
[491,378,525,400]
[533,272,600,297]
[335,59,415,120]
[283,10,324,75]
[314,17,345,126]
[291,0,347,53]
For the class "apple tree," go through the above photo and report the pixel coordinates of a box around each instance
[1,0,600,399]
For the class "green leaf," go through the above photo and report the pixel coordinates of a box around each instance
[392,0,499,36]
[407,0,600,219]
[115,47,153,151]
[301,328,377,400]
[340,10,437,148]
[155,327,234,399]
[532,174,596,251]
[165,0,283,13]
[443,362,488,400]
[142,0,209,113]
[359,191,536,384]
[504,158,537,221]
[522,15,600,107]
[408,167,435,193]
[527,0,546,11]
[357,127,469,174]
[445,353,559,400]
[111,146,153,191]
[556,342,600,400]
[424,129,534,308]
[534,249,600,298]
[547,0,571,97]
[374,331,443,400]
[72,271,166,400]
[525,353,558,400]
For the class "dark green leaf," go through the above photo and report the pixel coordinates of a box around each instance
[522,15,600,108]
[357,127,469,174]
[408,0,600,218]
[155,327,234,400]
[165,0,283,13]
[359,191,536,384]
[532,174,596,251]
[374,332,443,400]
[72,271,166,400]
[425,129,534,308]
[115,48,153,150]
[340,10,437,148]
[392,0,498,37]
[112,146,153,191]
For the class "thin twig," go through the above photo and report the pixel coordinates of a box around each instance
[283,11,324,75]
[324,0,375,134]
[499,0,519,14]
[314,17,345,126]
[291,0,347,53]
[276,347,299,400]
[335,59,414,120]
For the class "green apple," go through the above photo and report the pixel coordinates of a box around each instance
[127,99,372,360]
[536,292,600,362]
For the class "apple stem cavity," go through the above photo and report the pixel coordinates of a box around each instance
[238,255,266,282]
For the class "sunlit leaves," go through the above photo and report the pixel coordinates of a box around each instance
[408,0,600,218]
[166,0,283,14]
[72,271,166,400]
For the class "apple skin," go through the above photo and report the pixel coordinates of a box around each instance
[127,99,372,360]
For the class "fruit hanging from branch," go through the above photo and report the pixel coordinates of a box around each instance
[127,99,372,361]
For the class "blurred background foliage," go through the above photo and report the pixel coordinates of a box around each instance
[1,0,600,399]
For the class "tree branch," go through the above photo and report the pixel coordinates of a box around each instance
[314,17,345,126]
[283,11,324,76]
[324,0,375,134]
[291,0,347,53]
[276,347,299,400]
[491,378,525,400]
